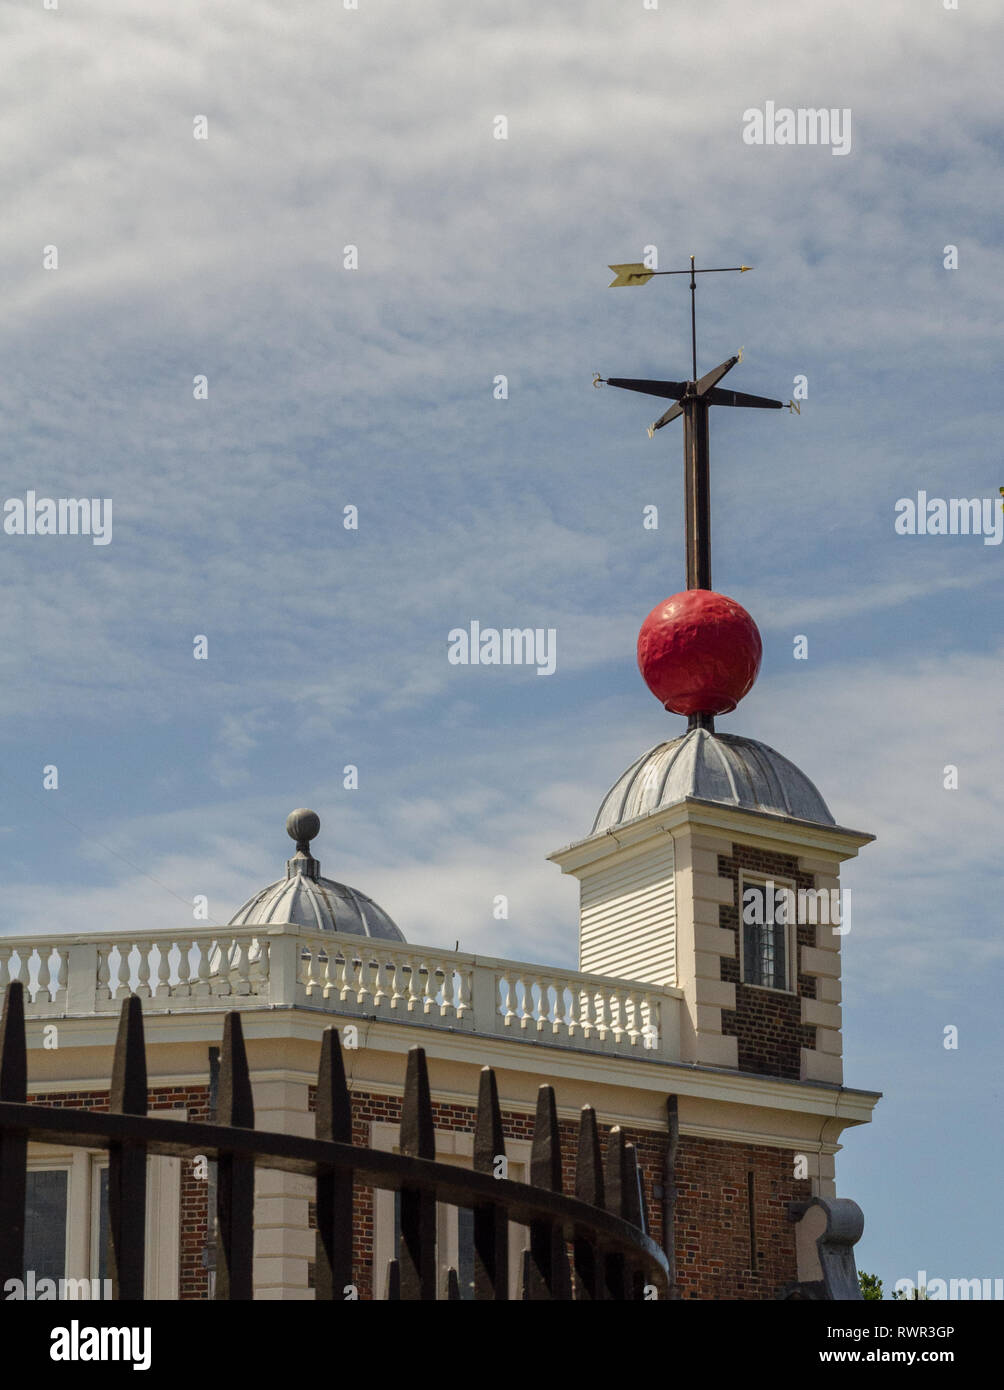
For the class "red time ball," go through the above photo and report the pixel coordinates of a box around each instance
[637,590,762,716]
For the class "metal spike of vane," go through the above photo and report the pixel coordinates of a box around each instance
[595,255,785,593]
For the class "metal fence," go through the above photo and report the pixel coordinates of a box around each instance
[0,981,670,1300]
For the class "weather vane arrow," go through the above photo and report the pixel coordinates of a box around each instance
[595,254,785,592]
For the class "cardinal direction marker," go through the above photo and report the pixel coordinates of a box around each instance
[597,255,783,597]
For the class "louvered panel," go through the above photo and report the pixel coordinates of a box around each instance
[578,844,676,986]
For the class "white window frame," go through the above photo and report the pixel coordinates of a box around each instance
[371,1121,532,1300]
[738,871,798,994]
[24,1105,185,1300]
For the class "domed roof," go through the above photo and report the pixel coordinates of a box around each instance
[228,809,406,942]
[592,727,835,834]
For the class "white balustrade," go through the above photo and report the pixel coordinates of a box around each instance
[0,924,680,1060]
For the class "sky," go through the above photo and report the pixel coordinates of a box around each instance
[1,0,1001,1296]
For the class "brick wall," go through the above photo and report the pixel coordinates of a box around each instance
[27,1082,212,1300]
[718,844,818,1079]
[306,1087,802,1300]
[674,1135,810,1298]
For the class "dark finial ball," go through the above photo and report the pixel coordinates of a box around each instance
[286,808,321,846]
[637,590,762,716]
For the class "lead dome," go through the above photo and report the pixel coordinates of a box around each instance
[591,727,835,834]
[227,809,405,942]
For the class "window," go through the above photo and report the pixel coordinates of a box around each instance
[24,1168,70,1282]
[373,1124,531,1300]
[22,1108,185,1300]
[740,875,795,992]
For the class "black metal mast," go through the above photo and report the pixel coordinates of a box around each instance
[597,255,783,593]
[597,255,784,730]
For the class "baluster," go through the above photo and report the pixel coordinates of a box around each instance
[299,943,314,994]
[438,964,454,1018]
[623,988,638,1047]
[135,943,151,999]
[319,950,333,1000]
[577,988,593,1041]
[420,960,437,1015]
[174,939,193,997]
[95,945,112,1002]
[356,955,372,1009]
[593,989,608,1042]
[234,939,251,996]
[335,953,351,1002]
[154,941,172,998]
[500,976,516,1026]
[55,949,68,1005]
[13,951,29,989]
[0,945,12,993]
[405,958,422,1013]
[536,978,552,1034]
[517,977,532,1031]
[608,989,624,1043]
[369,957,383,1009]
[114,946,131,1000]
[251,939,269,994]
[35,949,51,1005]
[211,939,232,996]
[454,967,471,1021]
[193,940,212,997]
[388,958,404,1010]
[535,978,551,1034]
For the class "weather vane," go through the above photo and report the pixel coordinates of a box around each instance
[594,254,784,591]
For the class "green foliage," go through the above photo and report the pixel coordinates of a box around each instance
[858,1270,884,1300]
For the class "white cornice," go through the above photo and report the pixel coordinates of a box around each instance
[23,1007,880,1130]
[549,796,874,873]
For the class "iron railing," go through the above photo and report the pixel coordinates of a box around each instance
[0,981,670,1300]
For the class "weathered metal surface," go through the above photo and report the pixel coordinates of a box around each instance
[314,1028,353,1299]
[473,1066,508,1300]
[0,982,27,1290]
[399,1047,437,1300]
[604,1127,630,1300]
[215,1012,255,1300]
[526,1086,570,1299]
[228,810,405,941]
[108,995,148,1300]
[573,1107,603,1300]
[592,726,837,834]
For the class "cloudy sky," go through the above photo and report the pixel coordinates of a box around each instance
[2,0,1001,1294]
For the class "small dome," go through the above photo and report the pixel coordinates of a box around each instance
[227,810,406,942]
[592,728,835,834]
